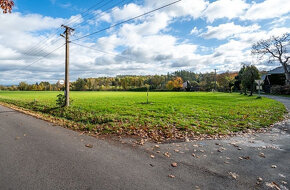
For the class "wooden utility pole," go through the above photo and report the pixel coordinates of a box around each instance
[61,25,74,107]
[214,69,217,92]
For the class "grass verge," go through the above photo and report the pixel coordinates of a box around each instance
[0,91,287,141]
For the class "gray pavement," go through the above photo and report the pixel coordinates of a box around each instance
[0,95,289,190]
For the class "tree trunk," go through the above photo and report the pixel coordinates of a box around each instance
[282,63,290,85]
[250,85,253,96]
[285,72,290,85]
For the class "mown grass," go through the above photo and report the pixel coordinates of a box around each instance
[0,91,286,140]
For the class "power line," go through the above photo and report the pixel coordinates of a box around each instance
[71,41,134,61]
[23,0,119,58]
[13,0,133,73]
[21,43,65,70]
[72,0,182,42]
[72,0,130,31]
[21,0,131,66]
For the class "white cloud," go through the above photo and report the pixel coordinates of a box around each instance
[203,0,249,23]
[244,0,290,20]
[0,0,290,85]
[190,27,202,35]
[201,22,260,40]
[144,0,209,19]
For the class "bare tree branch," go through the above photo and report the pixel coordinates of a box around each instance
[252,32,290,84]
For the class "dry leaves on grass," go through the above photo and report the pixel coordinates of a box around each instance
[150,155,155,159]
[168,174,175,178]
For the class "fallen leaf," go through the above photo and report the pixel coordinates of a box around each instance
[171,162,178,167]
[174,149,180,153]
[229,172,238,180]
[154,145,160,148]
[271,165,277,168]
[156,151,160,153]
[281,181,287,185]
[150,155,155,159]
[265,182,280,190]
[256,177,263,184]
[164,152,171,158]
[168,174,175,178]
[259,152,265,158]
[278,173,286,178]
[85,144,93,148]
[192,153,196,157]
[200,150,205,153]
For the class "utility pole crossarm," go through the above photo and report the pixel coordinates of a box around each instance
[61,25,74,107]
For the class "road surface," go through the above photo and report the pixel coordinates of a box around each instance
[0,96,289,190]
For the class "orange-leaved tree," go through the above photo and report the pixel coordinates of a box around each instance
[0,0,14,13]
[166,77,183,90]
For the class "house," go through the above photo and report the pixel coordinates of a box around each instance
[262,65,290,93]
[182,81,191,91]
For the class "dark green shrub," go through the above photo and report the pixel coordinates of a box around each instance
[281,85,290,95]
[270,85,282,95]
[56,94,66,107]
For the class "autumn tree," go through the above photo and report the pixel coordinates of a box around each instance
[240,65,260,96]
[165,77,183,91]
[166,81,174,90]
[0,0,14,13]
[217,72,237,92]
[18,82,29,91]
[252,33,290,85]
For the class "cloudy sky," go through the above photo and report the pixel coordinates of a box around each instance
[0,0,289,85]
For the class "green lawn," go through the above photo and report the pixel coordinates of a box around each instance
[0,91,286,140]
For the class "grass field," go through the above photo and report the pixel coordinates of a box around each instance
[0,91,286,140]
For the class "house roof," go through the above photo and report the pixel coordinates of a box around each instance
[267,65,290,75]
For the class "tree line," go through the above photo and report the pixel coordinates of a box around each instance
[0,65,261,94]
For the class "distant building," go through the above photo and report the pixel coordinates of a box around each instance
[182,81,191,91]
[262,65,290,93]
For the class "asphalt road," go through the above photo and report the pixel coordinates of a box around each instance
[0,96,289,190]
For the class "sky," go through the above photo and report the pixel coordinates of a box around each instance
[0,0,289,85]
